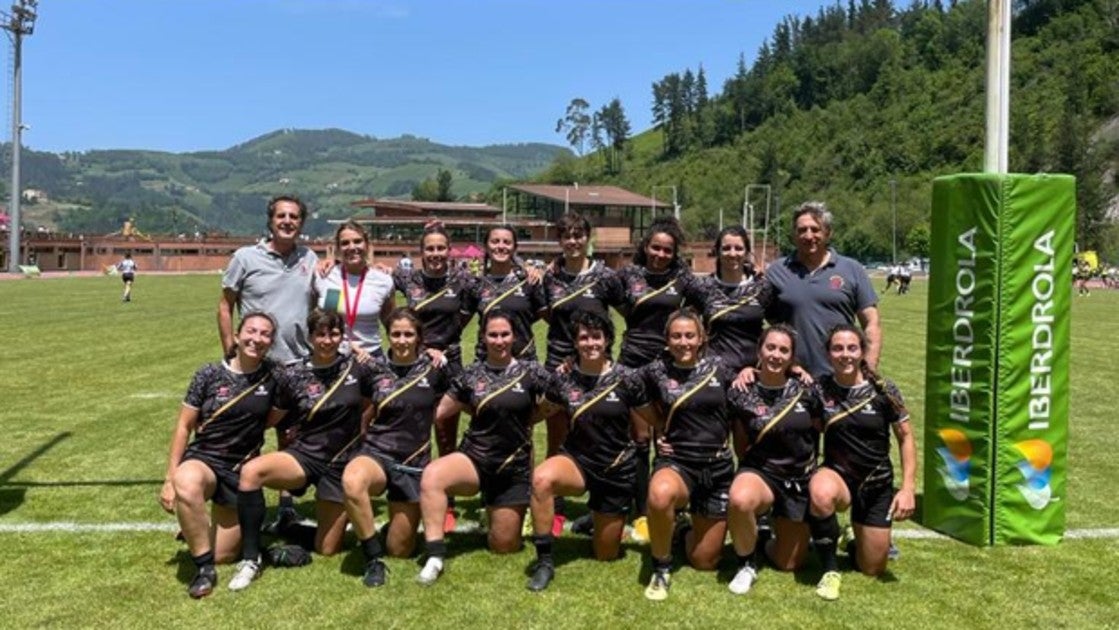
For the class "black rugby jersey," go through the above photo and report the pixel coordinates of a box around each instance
[449,360,549,472]
[182,361,278,468]
[393,267,473,357]
[642,356,736,463]
[614,265,704,367]
[542,260,624,365]
[464,269,547,362]
[274,356,374,463]
[817,375,909,484]
[544,364,648,472]
[364,355,448,467]
[730,379,823,479]
[697,274,772,372]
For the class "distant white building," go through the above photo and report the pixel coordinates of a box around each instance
[22,189,48,203]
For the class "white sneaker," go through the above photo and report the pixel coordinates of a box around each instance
[228,559,261,591]
[728,565,758,595]
[416,557,444,586]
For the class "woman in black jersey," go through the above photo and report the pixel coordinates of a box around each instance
[614,216,703,540]
[698,226,772,373]
[540,212,624,536]
[807,324,915,601]
[464,225,548,364]
[525,310,651,592]
[160,312,278,599]
[394,225,474,526]
[341,309,448,588]
[416,311,550,586]
[641,309,737,601]
[725,324,823,596]
[228,309,375,592]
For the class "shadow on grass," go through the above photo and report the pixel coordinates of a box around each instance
[0,432,72,516]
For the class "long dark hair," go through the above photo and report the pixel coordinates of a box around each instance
[634,216,686,271]
[826,323,904,411]
[225,311,279,360]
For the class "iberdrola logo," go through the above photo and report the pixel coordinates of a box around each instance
[935,428,972,500]
[1013,439,1054,510]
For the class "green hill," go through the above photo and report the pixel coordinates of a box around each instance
[1,129,568,236]
[540,0,1119,261]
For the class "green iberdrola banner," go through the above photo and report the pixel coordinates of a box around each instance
[923,174,1072,546]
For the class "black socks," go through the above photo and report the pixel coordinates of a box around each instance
[237,489,266,561]
[808,513,840,572]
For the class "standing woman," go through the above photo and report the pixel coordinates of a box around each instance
[807,324,916,601]
[641,308,737,601]
[526,310,650,592]
[315,221,396,360]
[614,216,703,539]
[464,225,548,364]
[724,324,823,596]
[395,224,477,531]
[540,212,624,534]
[699,226,772,373]
[227,309,375,591]
[416,311,550,585]
[160,312,278,598]
[341,309,448,588]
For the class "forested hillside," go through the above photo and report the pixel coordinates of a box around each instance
[542,0,1119,260]
[0,129,567,236]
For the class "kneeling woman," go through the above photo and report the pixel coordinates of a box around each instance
[725,324,823,596]
[229,309,375,591]
[526,310,651,592]
[416,311,549,585]
[807,324,915,601]
[341,309,448,588]
[160,312,278,598]
[642,308,738,601]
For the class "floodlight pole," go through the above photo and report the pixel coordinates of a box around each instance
[984,0,1011,173]
[890,178,898,265]
[3,0,36,274]
[652,185,678,220]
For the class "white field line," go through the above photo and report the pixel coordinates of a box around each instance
[0,520,1116,540]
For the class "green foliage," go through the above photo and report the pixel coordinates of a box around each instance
[2,131,568,236]
[554,0,1118,262]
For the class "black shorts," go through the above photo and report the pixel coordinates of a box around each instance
[737,467,811,523]
[122,272,135,283]
[562,450,635,516]
[841,473,895,528]
[466,453,530,508]
[181,451,240,508]
[354,448,423,504]
[653,456,733,519]
[286,447,346,504]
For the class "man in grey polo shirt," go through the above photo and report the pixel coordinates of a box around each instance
[218,195,319,364]
[765,201,881,376]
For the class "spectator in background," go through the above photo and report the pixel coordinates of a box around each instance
[117,252,138,303]
[398,253,414,272]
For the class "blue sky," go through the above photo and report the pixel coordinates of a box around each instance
[7,1,834,154]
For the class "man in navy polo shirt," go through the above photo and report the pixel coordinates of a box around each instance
[765,202,880,376]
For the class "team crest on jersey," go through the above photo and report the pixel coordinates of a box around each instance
[378,378,394,390]
[551,285,567,299]
[216,386,231,401]
[755,405,768,416]
[665,379,682,396]
[568,388,583,403]
[829,275,845,290]
[481,287,493,299]
[410,287,425,299]
[630,278,647,294]
[306,382,324,397]
[475,379,488,394]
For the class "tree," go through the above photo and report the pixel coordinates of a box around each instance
[905,223,931,259]
[436,169,454,202]
[555,98,593,156]
[597,98,631,174]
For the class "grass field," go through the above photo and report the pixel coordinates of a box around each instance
[0,274,1116,628]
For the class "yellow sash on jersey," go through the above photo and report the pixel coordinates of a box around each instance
[482,280,528,316]
[413,285,452,312]
[496,441,530,473]
[196,376,271,433]
[708,292,758,324]
[372,366,433,424]
[570,382,621,426]
[401,438,431,466]
[307,360,354,424]
[476,372,526,415]
[632,279,678,310]
[550,281,598,310]
[824,395,876,429]
[665,367,717,433]
[748,390,804,450]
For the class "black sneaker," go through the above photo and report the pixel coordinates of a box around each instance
[526,561,555,592]
[362,558,387,588]
[569,514,594,537]
[263,506,299,535]
[188,566,217,599]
